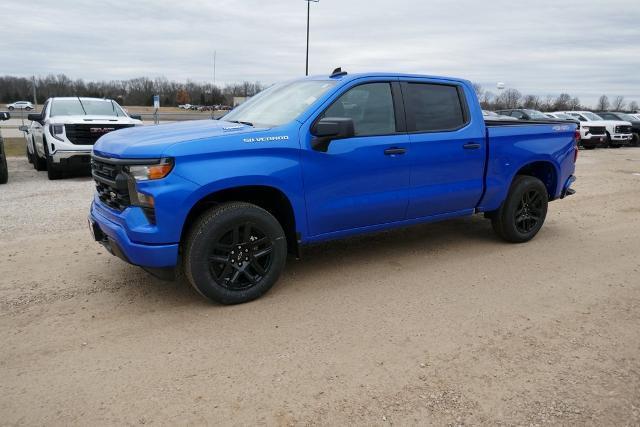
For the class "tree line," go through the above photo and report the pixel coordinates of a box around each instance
[0,74,265,107]
[473,84,639,112]
[2,74,638,112]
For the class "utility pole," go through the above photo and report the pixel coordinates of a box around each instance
[305,0,319,76]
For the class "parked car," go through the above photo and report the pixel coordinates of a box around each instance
[178,104,192,110]
[28,97,143,179]
[595,111,640,146]
[547,112,605,149]
[482,110,518,121]
[88,70,577,304]
[0,111,10,184]
[496,109,554,121]
[6,101,34,111]
[560,111,632,148]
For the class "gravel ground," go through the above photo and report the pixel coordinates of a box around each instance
[1,150,640,425]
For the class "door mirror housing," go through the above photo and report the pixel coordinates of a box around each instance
[129,114,142,121]
[27,113,43,123]
[311,117,355,152]
[0,111,10,121]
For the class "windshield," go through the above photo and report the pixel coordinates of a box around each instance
[223,80,337,127]
[525,110,549,119]
[582,112,603,121]
[50,99,127,117]
[616,113,636,121]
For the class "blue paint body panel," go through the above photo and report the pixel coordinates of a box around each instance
[89,73,576,268]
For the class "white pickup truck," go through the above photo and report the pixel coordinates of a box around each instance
[560,111,632,148]
[27,97,142,179]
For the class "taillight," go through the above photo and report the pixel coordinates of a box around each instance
[574,128,581,142]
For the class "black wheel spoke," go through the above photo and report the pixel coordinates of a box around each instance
[250,258,267,275]
[243,222,252,242]
[209,254,228,264]
[254,246,273,258]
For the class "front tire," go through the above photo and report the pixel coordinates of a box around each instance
[491,175,548,243]
[183,202,287,304]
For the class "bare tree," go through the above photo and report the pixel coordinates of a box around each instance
[540,95,556,111]
[472,83,484,98]
[495,88,522,109]
[596,95,610,111]
[522,95,541,109]
[568,97,581,110]
[629,101,639,112]
[611,96,626,111]
[553,93,572,111]
[480,90,494,109]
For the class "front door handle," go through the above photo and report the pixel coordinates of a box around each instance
[384,147,406,155]
[463,142,481,150]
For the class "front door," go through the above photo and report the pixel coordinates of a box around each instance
[301,81,411,237]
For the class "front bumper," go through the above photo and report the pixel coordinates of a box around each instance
[610,133,633,144]
[89,201,179,268]
[52,149,92,164]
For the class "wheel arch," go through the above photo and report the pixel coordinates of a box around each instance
[181,185,300,257]
[513,160,559,200]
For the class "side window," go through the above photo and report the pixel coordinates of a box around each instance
[510,111,525,119]
[322,83,395,136]
[404,83,466,132]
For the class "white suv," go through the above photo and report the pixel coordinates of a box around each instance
[560,111,633,148]
[7,101,34,111]
[28,97,143,179]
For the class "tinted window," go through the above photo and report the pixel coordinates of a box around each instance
[405,83,466,132]
[322,83,395,136]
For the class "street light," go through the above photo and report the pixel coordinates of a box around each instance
[305,0,319,76]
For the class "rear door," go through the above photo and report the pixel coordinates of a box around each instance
[301,80,412,237]
[401,80,486,218]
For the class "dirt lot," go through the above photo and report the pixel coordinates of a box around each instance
[1,149,639,425]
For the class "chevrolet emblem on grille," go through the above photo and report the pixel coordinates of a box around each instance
[90,127,115,134]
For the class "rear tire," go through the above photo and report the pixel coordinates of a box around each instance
[0,142,8,185]
[607,132,620,148]
[8,106,14,111]
[632,133,639,147]
[491,175,548,243]
[183,202,287,304]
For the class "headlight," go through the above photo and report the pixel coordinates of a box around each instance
[49,124,64,141]
[125,158,174,181]
[582,126,589,132]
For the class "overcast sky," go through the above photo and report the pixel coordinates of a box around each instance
[2,0,639,106]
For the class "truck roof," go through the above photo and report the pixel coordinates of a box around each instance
[49,97,115,102]
[304,71,471,86]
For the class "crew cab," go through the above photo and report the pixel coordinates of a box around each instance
[560,111,632,148]
[89,70,577,304]
[547,112,606,149]
[27,97,142,179]
[595,111,640,146]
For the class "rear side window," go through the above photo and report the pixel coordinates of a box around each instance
[322,82,396,136]
[404,83,467,132]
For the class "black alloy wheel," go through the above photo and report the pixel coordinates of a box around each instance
[514,189,544,234]
[208,222,274,291]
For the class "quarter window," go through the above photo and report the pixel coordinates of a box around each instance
[404,83,466,132]
[322,83,396,136]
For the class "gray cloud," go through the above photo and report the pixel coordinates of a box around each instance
[2,0,639,106]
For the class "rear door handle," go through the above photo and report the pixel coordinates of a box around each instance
[463,142,481,150]
[384,147,406,155]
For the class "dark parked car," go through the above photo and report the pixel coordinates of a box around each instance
[0,111,11,184]
[595,112,640,146]
[496,109,555,121]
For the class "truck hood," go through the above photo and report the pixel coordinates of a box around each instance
[93,119,265,158]
[49,115,140,125]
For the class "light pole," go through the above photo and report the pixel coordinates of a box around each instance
[305,0,319,76]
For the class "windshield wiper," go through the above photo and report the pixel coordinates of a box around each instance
[77,96,87,115]
[227,120,254,126]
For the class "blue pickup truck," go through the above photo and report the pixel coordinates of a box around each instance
[89,69,577,304]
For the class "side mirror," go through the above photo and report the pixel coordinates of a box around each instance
[311,117,355,152]
[0,112,10,121]
[129,114,142,120]
[27,113,42,123]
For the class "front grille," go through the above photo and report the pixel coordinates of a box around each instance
[91,156,131,211]
[66,124,134,145]
[615,125,631,134]
[587,126,606,135]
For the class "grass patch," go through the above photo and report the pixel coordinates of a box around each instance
[1,138,26,157]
